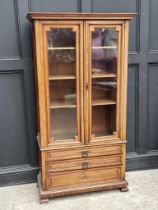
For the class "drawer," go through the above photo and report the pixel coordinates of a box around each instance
[47,145,122,161]
[47,166,121,189]
[46,155,121,173]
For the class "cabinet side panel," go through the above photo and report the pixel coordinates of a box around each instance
[34,21,48,148]
[32,25,40,139]
[121,20,129,179]
[34,21,49,188]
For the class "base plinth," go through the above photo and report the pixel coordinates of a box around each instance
[37,174,128,202]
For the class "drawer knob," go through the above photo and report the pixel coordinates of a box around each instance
[82,162,88,170]
[81,151,88,158]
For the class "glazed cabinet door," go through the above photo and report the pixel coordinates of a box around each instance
[84,21,125,144]
[39,21,83,147]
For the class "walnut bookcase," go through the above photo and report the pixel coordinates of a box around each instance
[27,12,135,202]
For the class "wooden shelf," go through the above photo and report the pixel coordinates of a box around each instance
[92,73,117,78]
[92,98,116,106]
[48,47,75,50]
[92,57,117,62]
[92,46,117,49]
[50,100,76,109]
[49,75,76,80]
[92,81,117,89]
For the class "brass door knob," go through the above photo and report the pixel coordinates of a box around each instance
[81,151,88,158]
[82,162,88,169]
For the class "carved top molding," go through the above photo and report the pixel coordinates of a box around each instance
[27,12,136,21]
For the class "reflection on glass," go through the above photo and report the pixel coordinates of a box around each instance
[92,28,118,47]
[51,109,77,140]
[92,78,117,106]
[47,29,76,77]
[47,28,78,140]
[92,28,118,76]
[91,28,118,137]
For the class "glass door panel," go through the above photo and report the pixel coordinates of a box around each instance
[47,29,76,78]
[90,27,119,139]
[49,80,77,140]
[45,26,80,141]
[92,28,118,77]
[92,105,116,137]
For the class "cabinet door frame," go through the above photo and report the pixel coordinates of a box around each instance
[84,20,127,144]
[37,21,84,147]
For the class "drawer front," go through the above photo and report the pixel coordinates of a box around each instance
[47,145,122,161]
[46,155,121,173]
[47,166,121,189]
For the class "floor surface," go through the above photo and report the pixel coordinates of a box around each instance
[0,169,158,210]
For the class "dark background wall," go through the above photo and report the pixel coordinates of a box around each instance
[0,0,158,186]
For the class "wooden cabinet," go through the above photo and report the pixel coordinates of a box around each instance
[27,12,135,202]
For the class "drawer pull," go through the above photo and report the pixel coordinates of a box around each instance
[82,162,88,170]
[81,151,88,158]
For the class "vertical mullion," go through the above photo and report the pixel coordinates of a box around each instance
[43,25,51,144]
[89,25,92,142]
[116,26,121,139]
[83,21,90,144]
[80,22,84,144]
[75,24,81,143]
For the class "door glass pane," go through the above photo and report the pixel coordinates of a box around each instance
[47,28,76,77]
[92,106,116,137]
[50,109,76,140]
[49,80,76,108]
[91,28,118,137]
[92,28,118,76]
[47,28,77,140]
